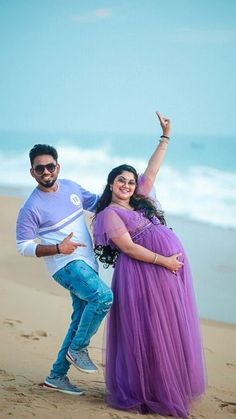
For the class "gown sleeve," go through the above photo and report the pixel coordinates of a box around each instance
[137,174,163,209]
[93,208,128,246]
[137,173,154,197]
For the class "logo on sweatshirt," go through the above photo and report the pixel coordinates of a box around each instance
[70,194,81,207]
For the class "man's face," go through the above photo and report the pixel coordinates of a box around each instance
[30,154,60,190]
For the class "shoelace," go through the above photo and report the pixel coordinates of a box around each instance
[58,376,76,389]
[58,376,69,383]
[77,350,94,366]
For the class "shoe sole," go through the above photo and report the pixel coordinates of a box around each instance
[66,353,98,374]
[43,382,84,396]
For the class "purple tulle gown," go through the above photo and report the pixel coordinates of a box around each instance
[93,206,206,419]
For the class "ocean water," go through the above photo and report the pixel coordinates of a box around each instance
[1,130,236,229]
[1,131,236,324]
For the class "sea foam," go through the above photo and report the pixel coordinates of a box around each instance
[1,145,235,229]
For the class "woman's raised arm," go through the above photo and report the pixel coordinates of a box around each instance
[140,112,171,195]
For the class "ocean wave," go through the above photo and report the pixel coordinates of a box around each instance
[1,146,236,229]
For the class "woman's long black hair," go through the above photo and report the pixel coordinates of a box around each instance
[94,164,166,267]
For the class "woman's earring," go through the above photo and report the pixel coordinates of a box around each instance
[110,185,112,191]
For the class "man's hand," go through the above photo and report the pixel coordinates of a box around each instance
[156,111,171,138]
[58,232,86,254]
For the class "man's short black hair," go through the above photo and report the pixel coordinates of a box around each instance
[29,144,58,166]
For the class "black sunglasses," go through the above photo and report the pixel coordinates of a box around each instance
[33,163,57,175]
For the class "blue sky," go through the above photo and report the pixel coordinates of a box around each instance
[0,0,236,135]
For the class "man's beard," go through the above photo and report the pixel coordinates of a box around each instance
[39,178,57,188]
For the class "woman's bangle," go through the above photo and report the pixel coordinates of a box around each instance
[160,135,170,140]
[152,253,159,264]
[56,243,61,254]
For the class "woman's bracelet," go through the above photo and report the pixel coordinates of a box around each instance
[56,243,61,254]
[160,135,170,140]
[152,253,159,264]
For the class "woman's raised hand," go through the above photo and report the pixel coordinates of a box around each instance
[156,111,171,138]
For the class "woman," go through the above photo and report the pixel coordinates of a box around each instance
[93,112,206,418]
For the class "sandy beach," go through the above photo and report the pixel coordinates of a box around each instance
[1,195,236,419]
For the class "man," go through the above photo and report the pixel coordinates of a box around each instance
[16,144,113,395]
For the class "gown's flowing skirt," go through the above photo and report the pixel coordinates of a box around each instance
[105,223,206,419]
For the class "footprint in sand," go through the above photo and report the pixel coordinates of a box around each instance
[20,333,40,340]
[219,401,236,415]
[215,397,236,415]
[35,330,48,337]
[20,330,48,340]
[3,318,22,327]
[226,362,236,369]
[3,319,48,341]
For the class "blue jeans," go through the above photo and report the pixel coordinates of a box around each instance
[49,259,113,378]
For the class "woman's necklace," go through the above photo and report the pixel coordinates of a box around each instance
[110,201,134,210]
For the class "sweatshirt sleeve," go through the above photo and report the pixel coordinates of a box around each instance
[16,206,39,257]
[80,185,99,212]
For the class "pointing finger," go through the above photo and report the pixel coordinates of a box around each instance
[74,242,86,247]
[156,111,162,122]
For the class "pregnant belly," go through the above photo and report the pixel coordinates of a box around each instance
[133,223,185,257]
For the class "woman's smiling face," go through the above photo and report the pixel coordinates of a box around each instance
[111,171,137,201]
